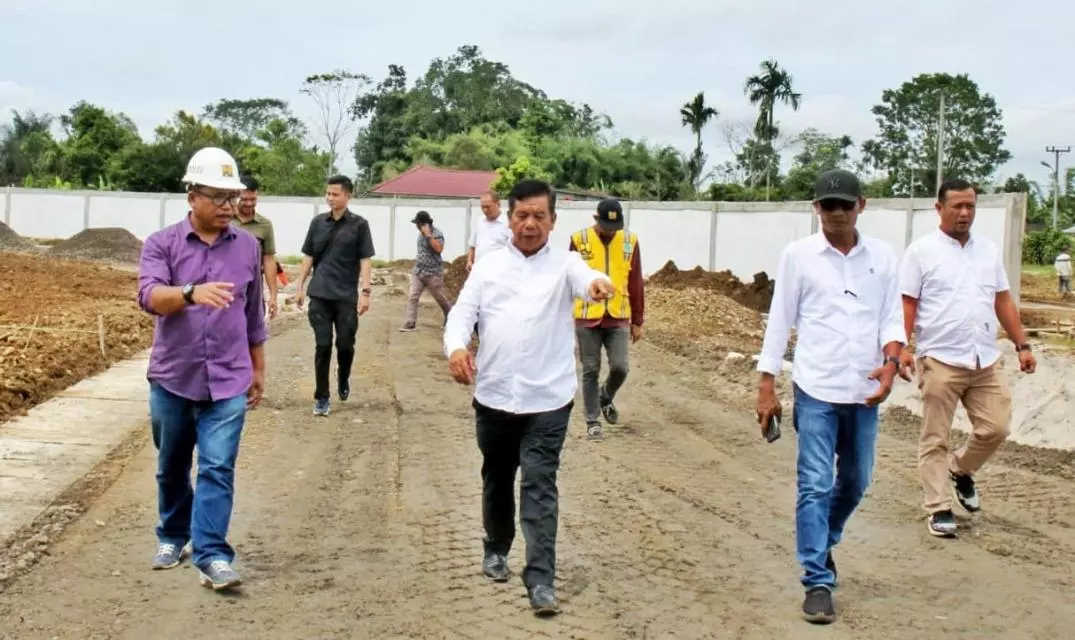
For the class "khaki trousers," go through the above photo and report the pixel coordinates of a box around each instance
[917,356,1012,514]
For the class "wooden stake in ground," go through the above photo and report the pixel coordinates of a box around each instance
[19,315,40,357]
[97,314,105,357]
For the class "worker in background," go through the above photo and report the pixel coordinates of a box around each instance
[295,175,376,417]
[1054,248,1071,294]
[897,178,1036,538]
[756,169,904,625]
[399,210,452,331]
[137,146,266,592]
[466,190,512,272]
[444,178,613,617]
[233,175,279,319]
[569,198,644,441]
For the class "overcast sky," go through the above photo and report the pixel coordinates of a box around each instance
[2,0,1072,190]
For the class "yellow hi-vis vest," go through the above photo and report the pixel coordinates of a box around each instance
[572,226,636,320]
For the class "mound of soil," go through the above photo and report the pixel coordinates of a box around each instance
[47,227,144,264]
[443,255,469,302]
[0,222,35,252]
[647,261,774,312]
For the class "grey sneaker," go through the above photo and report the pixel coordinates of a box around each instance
[151,542,188,570]
[928,509,958,537]
[586,422,603,440]
[599,387,619,425]
[313,398,330,416]
[198,559,242,591]
[951,472,981,512]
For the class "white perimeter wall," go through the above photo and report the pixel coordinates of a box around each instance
[2,186,1027,302]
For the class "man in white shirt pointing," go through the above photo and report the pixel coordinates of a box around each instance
[897,178,1035,538]
[443,178,613,617]
[756,169,905,625]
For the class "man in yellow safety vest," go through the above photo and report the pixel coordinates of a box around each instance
[569,198,645,441]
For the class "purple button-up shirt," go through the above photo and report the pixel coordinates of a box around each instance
[137,214,268,402]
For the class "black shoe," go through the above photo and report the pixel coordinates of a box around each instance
[482,553,509,583]
[338,380,350,402]
[825,551,837,586]
[928,509,957,537]
[528,584,560,616]
[599,387,619,425]
[801,587,835,624]
[313,398,330,416]
[951,472,981,512]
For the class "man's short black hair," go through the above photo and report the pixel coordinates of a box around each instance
[508,178,556,213]
[240,175,259,192]
[327,174,354,194]
[938,178,976,202]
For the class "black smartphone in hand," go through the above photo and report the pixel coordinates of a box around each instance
[764,414,781,443]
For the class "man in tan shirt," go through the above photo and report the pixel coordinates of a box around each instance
[234,175,280,318]
[897,178,1036,538]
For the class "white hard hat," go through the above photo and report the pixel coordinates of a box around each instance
[181,147,245,191]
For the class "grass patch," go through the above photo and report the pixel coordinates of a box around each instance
[1022,263,1054,276]
[27,237,63,246]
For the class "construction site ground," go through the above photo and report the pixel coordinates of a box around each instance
[0,253,1073,639]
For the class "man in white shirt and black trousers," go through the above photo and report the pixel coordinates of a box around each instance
[756,169,905,625]
[443,178,614,617]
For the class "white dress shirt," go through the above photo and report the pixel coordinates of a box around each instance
[898,229,1010,370]
[757,232,905,405]
[469,214,513,263]
[444,241,612,414]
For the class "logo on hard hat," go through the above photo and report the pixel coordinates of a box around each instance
[221,164,235,177]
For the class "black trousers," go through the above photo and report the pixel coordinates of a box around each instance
[307,296,358,400]
[474,398,572,588]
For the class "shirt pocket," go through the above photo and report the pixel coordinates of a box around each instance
[977,264,998,295]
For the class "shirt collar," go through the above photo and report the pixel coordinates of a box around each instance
[812,231,866,257]
[507,239,551,260]
[935,227,973,248]
[182,212,236,240]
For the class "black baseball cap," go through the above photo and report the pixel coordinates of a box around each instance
[411,210,433,225]
[596,198,624,230]
[814,169,862,203]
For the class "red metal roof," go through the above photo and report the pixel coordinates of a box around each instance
[369,165,498,198]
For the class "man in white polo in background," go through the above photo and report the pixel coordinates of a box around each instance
[466,189,512,272]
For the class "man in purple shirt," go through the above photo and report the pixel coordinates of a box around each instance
[137,147,267,592]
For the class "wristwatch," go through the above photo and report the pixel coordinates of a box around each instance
[884,355,900,368]
[1016,343,1032,352]
[361,287,372,297]
[181,283,195,305]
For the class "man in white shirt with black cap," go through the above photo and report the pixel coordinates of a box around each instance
[444,178,614,617]
[756,168,905,625]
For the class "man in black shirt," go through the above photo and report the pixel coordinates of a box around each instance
[295,175,376,416]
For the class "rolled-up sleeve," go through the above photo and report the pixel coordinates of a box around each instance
[444,263,483,358]
[756,246,799,375]
[137,232,170,315]
[244,239,268,346]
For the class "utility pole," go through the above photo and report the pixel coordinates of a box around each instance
[935,93,945,195]
[1045,145,1071,230]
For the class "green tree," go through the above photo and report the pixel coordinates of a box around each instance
[0,110,62,185]
[491,156,552,197]
[202,98,295,140]
[59,101,141,188]
[782,129,855,200]
[861,73,1011,197]
[680,92,719,195]
[743,59,802,200]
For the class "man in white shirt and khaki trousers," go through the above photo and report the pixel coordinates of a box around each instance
[757,169,905,625]
[444,178,613,617]
[897,178,1036,538]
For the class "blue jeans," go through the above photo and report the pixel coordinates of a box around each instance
[149,382,247,570]
[792,384,878,590]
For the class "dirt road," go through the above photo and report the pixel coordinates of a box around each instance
[1,293,1074,640]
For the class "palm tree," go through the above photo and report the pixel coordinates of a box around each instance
[744,59,802,200]
[680,92,719,195]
